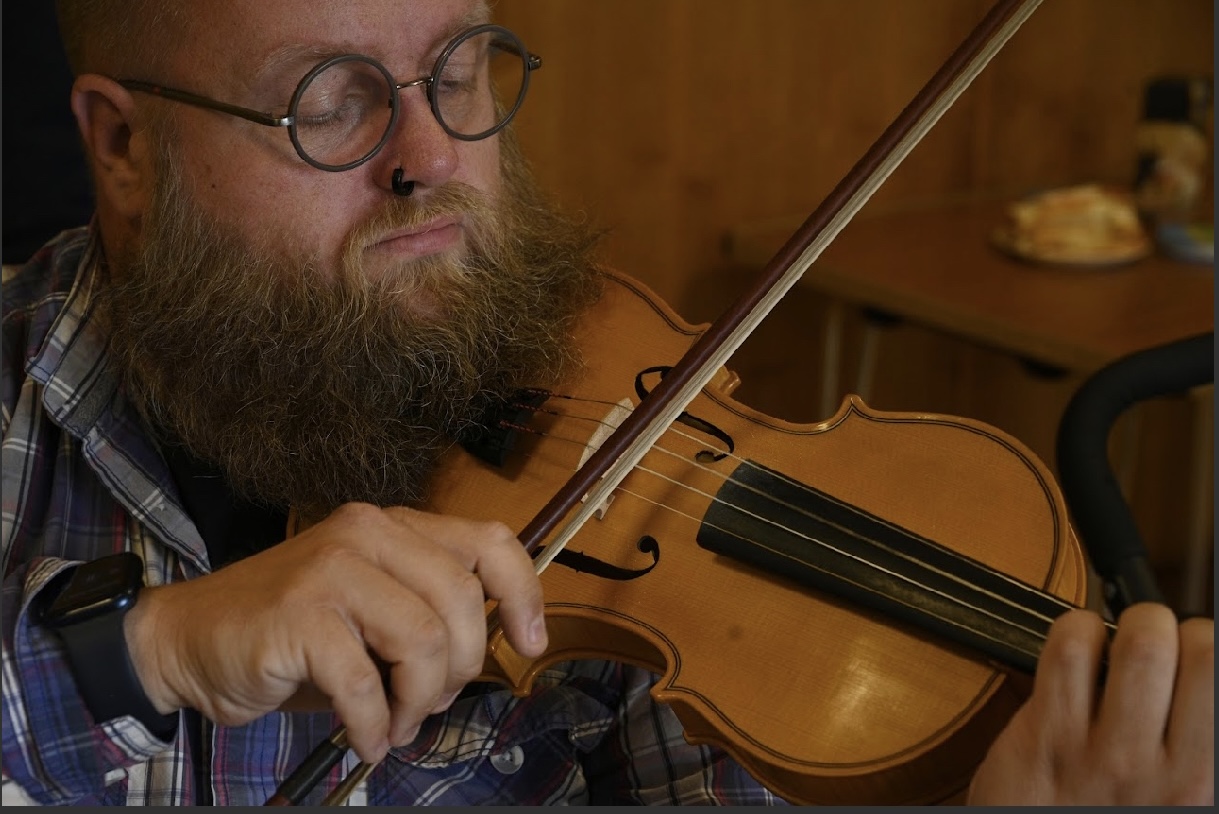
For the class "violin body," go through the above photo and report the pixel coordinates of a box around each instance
[422,270,1090,805]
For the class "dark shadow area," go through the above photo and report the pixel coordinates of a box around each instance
[2,3,95,264]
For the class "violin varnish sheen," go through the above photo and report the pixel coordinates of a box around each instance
[698,459,1075,674]
[429,271,1087,805]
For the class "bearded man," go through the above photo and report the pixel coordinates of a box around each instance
[2,0,791,805]
[2,0,1211,807]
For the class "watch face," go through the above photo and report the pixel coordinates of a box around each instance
[44,553,144,626]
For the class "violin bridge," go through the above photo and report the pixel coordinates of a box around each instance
[577,397,634,520]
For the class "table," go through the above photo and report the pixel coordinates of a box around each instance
[725,198,1215,613]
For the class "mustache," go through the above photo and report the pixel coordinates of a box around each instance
[345,182,492,253]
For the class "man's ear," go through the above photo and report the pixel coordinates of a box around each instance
[69,75,155,221]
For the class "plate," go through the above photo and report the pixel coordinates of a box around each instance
[1155,222,1214,265]
[990,226,1153,268]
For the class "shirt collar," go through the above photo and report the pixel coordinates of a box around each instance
[26,227,214,573]
[25,228,117,435]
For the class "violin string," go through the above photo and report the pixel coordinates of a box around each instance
[616,462,1051,659]
[515,393,1075,623]
[612,481,1046,667]
[516,399,1071,631]
[514,397,1076,650]
[508,394,751,465]
[516,396,1080,660]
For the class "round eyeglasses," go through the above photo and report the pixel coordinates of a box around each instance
[118,24,542,172]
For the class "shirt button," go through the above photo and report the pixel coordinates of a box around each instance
[489,745,525,775]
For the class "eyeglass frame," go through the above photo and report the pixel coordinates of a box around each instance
[116,23,542,172]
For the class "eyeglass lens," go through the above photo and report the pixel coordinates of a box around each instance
[293,28,528,169]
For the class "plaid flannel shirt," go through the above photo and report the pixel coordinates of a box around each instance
[1,228,785,806]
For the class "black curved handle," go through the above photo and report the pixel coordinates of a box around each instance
[1055,332,1213,616]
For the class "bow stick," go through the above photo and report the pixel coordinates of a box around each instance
[521,0,1044,571]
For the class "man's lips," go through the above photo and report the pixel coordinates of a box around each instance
[368,217,463,259]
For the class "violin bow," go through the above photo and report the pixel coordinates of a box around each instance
[518,0,1045,568]
[265,0,1044,805]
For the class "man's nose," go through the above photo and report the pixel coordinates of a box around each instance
[379,84,459,194]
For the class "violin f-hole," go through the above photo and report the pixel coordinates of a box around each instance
[548,535,661,581]
[635,366,735,461]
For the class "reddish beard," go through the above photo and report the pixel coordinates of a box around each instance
[101,135,602,520]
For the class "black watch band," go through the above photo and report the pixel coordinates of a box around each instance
[54,606,178,737]
[41,555,177,738]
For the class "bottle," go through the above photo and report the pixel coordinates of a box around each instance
[1133,75,1213,263]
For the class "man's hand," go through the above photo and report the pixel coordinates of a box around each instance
[968,602,1213,805]
[122,503,548,763]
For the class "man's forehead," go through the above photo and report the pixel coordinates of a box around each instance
[186,0,490,83]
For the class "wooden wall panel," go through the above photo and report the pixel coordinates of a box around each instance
[497,0,1212,308]
[493,0,1214,611]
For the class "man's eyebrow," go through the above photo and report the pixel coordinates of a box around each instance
[253,45,350,86]
[252,3,493,85]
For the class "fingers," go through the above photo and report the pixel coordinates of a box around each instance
[1030,607,1108,750]
[323,562,456,749]
[143,501,548,764]
[301,615,394,762]
[381,507,548,659]
[316,504,547,747]
[1093,603,1180,755]
[362,520,492,698]
[1164,615,1214,802]
[972,604,1214,806]
[1040,604,1212,804]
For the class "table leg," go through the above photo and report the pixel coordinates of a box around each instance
[820,299,846,419]
[855,321,882,404]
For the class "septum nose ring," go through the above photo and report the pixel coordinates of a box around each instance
[391,168,415,197]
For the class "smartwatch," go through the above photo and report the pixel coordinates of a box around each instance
[40,552,177,737]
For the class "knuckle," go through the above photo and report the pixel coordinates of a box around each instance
[1054,608,1103,639]
[309,538,365,572]
[380,505,418,528]
[408,614,449,658]
[1046,628,1098,673]
[1044,609,1102,663]
[451,658,482,685]
[1093,748,1145,790]
[326,499,382,531]
[451,570,487,605]
[479,520,519,548]
[328,501,382,529]
[345,661,387,700]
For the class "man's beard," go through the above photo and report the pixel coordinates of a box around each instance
[100,135,602,520]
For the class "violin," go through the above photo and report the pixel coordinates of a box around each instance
[425,269,1090,805]
[267,0,1080,805]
